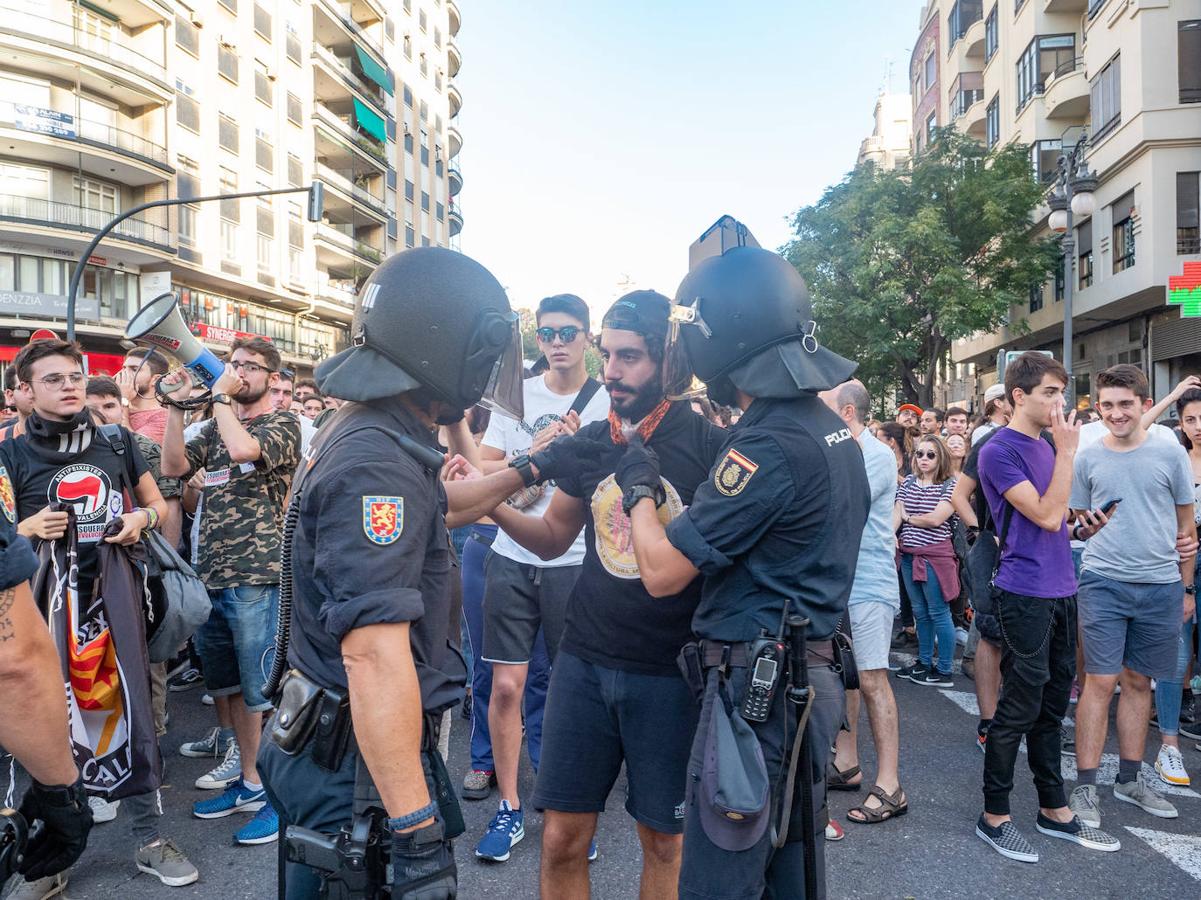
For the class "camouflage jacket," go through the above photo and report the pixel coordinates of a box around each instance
[183,409,300,588]
[133,432,181,500]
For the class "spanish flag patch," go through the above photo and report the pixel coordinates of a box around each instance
[714,448,758,497]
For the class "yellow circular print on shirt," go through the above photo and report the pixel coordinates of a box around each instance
[590,473,684,579]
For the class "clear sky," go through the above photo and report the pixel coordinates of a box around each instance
[455,0,920,318]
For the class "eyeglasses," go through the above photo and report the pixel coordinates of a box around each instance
[535,326,582,344]
[914,450,938,460]
[34,372,86,389]
[230,361,274,376]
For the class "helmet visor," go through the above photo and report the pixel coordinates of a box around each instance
[477,314,524,421]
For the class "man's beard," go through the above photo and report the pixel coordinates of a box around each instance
[233,383,268,405]
[608,375,663,423]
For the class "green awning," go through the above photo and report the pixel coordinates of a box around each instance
[352,98,387,145]
[353,46,394,96]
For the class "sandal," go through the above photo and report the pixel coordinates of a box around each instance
[846,785,908,824]
[827,763,862,792]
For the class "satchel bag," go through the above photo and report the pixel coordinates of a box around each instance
[964,502,1013,617]
[504,378,601,510]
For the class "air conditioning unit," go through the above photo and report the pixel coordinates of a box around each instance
[190,11,204,27]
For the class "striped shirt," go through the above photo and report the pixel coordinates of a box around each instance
[896,475,957,550]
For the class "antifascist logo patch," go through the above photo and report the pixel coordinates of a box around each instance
[363,496,403,545]
[714,449,759,497]
[0,465,14,523]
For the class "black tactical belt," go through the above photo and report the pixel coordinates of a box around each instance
[699,638,835,669]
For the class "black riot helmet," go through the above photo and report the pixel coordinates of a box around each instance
[671,246,856,405]
[315,247,524,419]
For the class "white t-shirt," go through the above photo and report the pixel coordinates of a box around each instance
[482,374,610,567]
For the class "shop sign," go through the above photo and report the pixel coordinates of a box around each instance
[0,291,99,320]
[191,322,270,346]
[13,104,76,139]
[1168,261,1201,318]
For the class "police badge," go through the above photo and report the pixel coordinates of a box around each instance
[362,496,403,545]
[713,449,758,497]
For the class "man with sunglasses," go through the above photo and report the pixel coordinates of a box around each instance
[471,293,609,863]
[116,348,170,444]
[162,337,301,848]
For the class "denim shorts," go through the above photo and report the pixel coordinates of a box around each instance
[194,584,279,712]
[1077,571,1183,680]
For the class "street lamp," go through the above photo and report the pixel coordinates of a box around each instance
[1047,133,1097,410]
[66,181,326,342]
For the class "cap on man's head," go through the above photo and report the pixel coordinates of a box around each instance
[898,403,923,417]
[984,383,1006,403]
[601,291,671,344]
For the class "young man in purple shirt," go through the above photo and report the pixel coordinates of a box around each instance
[974,352,1120,863]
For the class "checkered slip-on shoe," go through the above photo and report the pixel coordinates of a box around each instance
[975,815,1039,864]
[1035,814,1120,852]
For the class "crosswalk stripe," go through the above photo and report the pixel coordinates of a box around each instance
[1126,827,1201,881]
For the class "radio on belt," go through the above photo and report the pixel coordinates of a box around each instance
[741,634,786,723]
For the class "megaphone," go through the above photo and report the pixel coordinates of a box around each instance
[125,292,225,389]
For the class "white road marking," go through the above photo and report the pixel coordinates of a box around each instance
[1126,827,1201,881]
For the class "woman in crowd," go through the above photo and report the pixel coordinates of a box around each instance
[946,433,967,477]
[893,435,961,687]
[1153,387,1201,785]
[878,422,910,483]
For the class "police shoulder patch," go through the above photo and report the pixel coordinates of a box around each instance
[714,448,758,497]
[0,465,13,523]
[363,496,403,545]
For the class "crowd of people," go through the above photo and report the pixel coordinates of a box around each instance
[0,272,1198,898]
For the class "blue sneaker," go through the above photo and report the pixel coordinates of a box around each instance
[235,804,279,845]
[192,779,266,819]
[474,800,524,861]
[588,839,598,862]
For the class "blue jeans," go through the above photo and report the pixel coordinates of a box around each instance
[900,554,956,675]
[460,526,549,771]
[1154,616,1198,737]
[195,584,279,713]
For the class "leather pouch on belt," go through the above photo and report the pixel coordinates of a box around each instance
[268,670,323,755]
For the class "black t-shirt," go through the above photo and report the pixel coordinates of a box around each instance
[556,403,726,676]
[0,426,149,596]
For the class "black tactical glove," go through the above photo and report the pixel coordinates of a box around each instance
[390,821,456,900]
[17,779,92,881]
[529,435,612,485]
[616,437,664,514]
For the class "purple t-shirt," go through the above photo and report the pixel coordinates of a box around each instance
[977,427,1076,599]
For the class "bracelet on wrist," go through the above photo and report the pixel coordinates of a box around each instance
[386,800,438,833]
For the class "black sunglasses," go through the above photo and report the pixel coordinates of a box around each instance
[536,326,582,344]
[915,450,938,460]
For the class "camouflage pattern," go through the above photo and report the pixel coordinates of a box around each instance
[183,410,300,588]
[132,432,181,500]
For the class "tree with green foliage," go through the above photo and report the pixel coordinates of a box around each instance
[782,130,1058,407]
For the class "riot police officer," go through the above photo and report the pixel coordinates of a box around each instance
[0,467,92,892]
[619,246,870,899]
[256,247,527,899]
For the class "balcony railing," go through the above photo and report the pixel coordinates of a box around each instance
[0,194,172,248]
[315,0,385,57]
[315,161,386,214]
[0,4,166,84]
[313,103,388,165]
[316,221,382,263]
[311,42,387,113]
[0,102,169,167]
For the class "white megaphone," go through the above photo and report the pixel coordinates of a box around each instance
[125,292,226,390]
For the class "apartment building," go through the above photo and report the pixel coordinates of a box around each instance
[0,0,463,375]
[857,92,913,172]
[921,0,1201,408]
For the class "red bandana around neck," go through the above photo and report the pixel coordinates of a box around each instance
[609,399,672,447]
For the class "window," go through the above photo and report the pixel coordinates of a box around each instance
[1078,219,1093,288]
[219,167,239,223]
[419,9,427,31]
[255,130,273,173]
[176,91,199,133]
[419,101,428,122]
[404,133,414,153]
[254,3,271,40]
[405,225,414,247]
[0,163,49,203]
[218,44,238,83]
[421,190,430,212]
[255,62,273,106]
[985,6,998,61]
[420,53,428,77]
[1181,21,1201,103]
[218,0,236,12]
[1054,257,1065,302]
[985,95,1000,148]
[1030,139,1062,184]
[1178,171,1200,254]
[221,219,238,262]
[1111,191,1135,273]
[947,1,982,48]
[287,154,302,188]
[1090,54,1121,140]
[403,34,412,60]
[385,17,395,41]
[175,18,200,57]
[436,201,444,221]
[286,23,301,64]
[924,52,936,93]
[286,92,302,125]
[925,111,937,145]
[179,204,198,246]
[219,114,239,153]
[434,27,442,48]
[1029,283,1044,312]
[405,180,415,201]
[1016,35,1074,110]
[73,176,117,214]
[420,145,429,166]
[403,85,413,107]
[951,81,983,118]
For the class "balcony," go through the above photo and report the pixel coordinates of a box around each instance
[448,124,462,158]
[0,3,171,105]
[447,39,461,78]
[0,194,173,253]
[1043,58,1089,120]
[315,162,387,217]
[315,221,382,266]
[447,0,460,37]
[1044,0,1087,12]
[961,17,986,60]
[448,83,462,118]
[448,205,463,237]
[314,0,386,59]
[448,165,462,196]
[313,103,389,171]
[311,43,391,117]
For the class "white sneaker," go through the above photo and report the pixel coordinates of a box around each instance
[194,737,241,790]
[4,872,68,899]
[87,795,121,823]
[1155,744,1191,786]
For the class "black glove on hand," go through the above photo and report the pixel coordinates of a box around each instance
[390,822,457,900]
[615,437,662,493]
[529,435,612,485]
[17,779,91,881]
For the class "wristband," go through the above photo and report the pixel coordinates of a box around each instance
[508,454,537,488]
[1071,524,1083,541]
[387,800,438,833]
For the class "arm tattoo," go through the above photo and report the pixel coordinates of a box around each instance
[0,587,15,642]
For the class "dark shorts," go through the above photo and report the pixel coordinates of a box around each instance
[1077,571,1184,680]
[481,551,579,664]
[531,649,697,834]
[975,610,1001,646]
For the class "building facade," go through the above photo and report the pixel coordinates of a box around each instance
[0,0,463,375]
[930,0,1201,409]
[857,92,913,172]
[910,3,943,157]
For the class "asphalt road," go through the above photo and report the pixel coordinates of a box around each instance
[13,653,1201,900]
